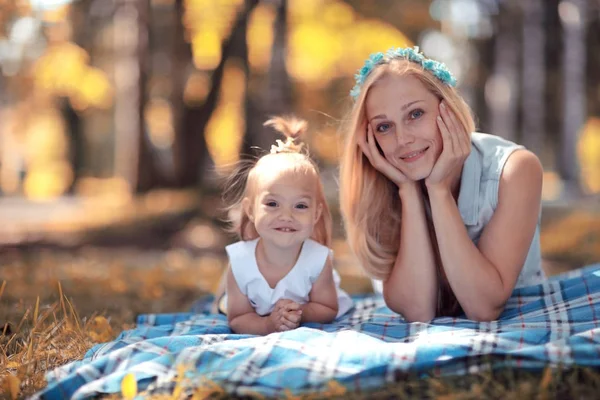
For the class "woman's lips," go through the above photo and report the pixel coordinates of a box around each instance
[399,147,428,163]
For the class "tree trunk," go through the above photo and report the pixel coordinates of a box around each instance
[489,0,520,142]
[559,0,587,194]
[113,0,156,193]
[173,0,258,188]
[521,0,545,158]
[243,0,291,157]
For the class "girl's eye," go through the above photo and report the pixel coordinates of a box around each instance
[376,123,391,133]
[295,203,309,210]
[265,201,277,207]
[409,109,424,119]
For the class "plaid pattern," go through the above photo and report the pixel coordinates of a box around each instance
[34,263,600,400]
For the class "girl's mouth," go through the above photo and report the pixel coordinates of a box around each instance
[275,227,297,232]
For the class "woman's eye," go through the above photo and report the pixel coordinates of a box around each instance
[410,109,424,119]
[295,203,309,210]
[376,123,391,133]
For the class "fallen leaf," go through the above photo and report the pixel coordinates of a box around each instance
[121,373,137,400]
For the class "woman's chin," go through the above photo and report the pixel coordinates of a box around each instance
[404,169,431,182]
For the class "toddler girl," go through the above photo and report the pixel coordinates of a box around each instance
[220,116,352,335]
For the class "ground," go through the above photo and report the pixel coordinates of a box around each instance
[1,191,600,399]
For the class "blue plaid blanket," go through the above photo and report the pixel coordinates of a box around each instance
[34,263,600,399]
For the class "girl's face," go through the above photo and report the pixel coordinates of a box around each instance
[245,171,322,251]
[365,74,443,181]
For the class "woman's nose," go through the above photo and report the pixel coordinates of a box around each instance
[395,128,415,146]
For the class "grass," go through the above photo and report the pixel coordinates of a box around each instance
[2,247,600,399]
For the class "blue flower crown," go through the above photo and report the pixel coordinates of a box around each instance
[350,46,457,100]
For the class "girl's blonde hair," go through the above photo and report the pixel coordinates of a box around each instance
[339,59,476,280]
[224,116,332,248]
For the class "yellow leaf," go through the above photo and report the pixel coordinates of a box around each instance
[5,374,20,400]
[121,373,137,400]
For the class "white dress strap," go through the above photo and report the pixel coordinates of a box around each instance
[225,238,260,296]
[299,239,330,283]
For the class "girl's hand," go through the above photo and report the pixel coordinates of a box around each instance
[425,101,471,192]
[358,121,411,188]
[269,299,302,332]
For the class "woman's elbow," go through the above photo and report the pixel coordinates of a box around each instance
[383,290,435,322]
[465,305,503,322]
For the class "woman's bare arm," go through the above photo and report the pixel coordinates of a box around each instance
[428,150,543,321]
[383,182,439,322]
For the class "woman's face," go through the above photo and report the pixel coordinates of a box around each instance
[365,74,443,181]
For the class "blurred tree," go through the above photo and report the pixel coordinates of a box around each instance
[172,0,258,188]
[559,0,587,195]
[243,0,290,157]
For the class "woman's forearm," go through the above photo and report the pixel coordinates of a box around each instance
[384,183,438,322]
[427,188,506,321]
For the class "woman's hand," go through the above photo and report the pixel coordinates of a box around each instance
[268,299,302,332]
[425,101,471,192]
[358,121,412,188]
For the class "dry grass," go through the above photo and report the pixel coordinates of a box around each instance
[1,247,600,400]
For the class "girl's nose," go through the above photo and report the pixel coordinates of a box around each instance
[279,207,293,220]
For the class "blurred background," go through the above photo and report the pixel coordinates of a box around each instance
[0,0,599,305]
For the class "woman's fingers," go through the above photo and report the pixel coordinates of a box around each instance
[441,101,470,156]
[366,125,379,161]
[436,112,454,156]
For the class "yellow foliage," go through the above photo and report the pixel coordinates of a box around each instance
[34,42,89,95]
[185,0,244,70]
[205,62,246,168]
[33,42,113,110]
[42,4,70,23]
[73,68,114,110]
[288,22,341,84]
[577,117,600,193]
[322,2,354,26]
[191,29,222,70]
[206,103,244,168]
[23,111,68,163]
[24,161,73,200]
[247,3,275,71]
[287,0,412,84]
[121,373,138,400]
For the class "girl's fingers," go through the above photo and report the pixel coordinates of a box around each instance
[282,312,301,324]
[284,302,301,312]
[280,315,298,329]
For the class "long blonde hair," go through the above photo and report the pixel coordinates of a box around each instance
[224,116,332,248]
[339,59,476,280]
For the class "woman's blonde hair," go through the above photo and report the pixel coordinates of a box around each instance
[339,59,476,280]
[224,116,332,248]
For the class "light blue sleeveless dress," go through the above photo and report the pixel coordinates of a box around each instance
[372,132,546,293]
